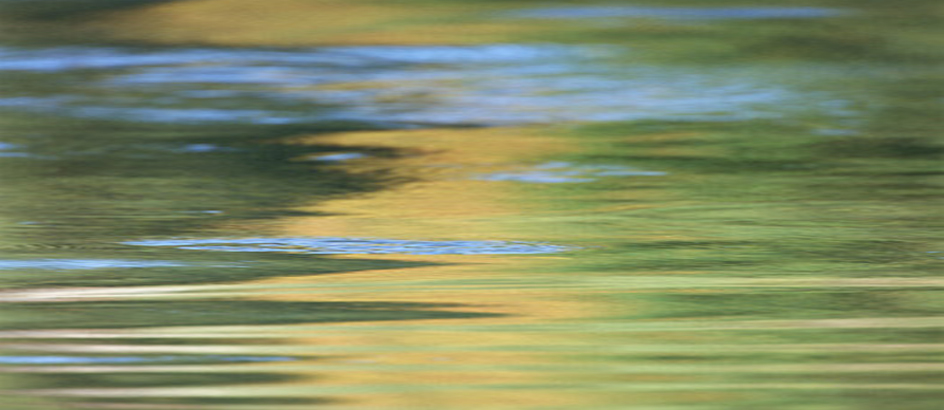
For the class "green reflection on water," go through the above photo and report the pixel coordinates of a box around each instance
[0,300,499,330]
[0,0,941,409]
[527,118,941,278]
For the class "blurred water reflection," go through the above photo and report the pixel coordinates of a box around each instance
[0,44,854,126]
[0,0,941,409]
[125,237,573,255]
[507,5,847,20]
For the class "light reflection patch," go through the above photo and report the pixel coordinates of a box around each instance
[0,259,191,270]
[478,162,667,183]
[0,355,295,364]
[124,237,573,255]
[506,6,847,20]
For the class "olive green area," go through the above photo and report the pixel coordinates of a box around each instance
[0,114,398,239]
[0,300,500,330]
[526,117,942,277]
[0,0,176,19]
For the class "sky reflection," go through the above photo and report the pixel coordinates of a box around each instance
[507,6,847,21]
[0,44,853,126]
[477,161,667,183]
[0,355,295,364]
[0,259,192,270]
[124,237,574,255]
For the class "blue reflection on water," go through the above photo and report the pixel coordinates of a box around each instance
[0,142,33,157]
[177,143,237,153]
[507,6,847,20]
[0,355,295,364]
[0,44,852,126]
[0,44,585,72]
[124,237,573,255]
[309,153,368,162]
[0,259,192,270]
[478,162,667,183]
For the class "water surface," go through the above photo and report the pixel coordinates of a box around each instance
[0,1,941,409]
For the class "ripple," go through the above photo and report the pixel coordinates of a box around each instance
[478,162,667,183]
[0,44,585,73]
[0,141,35,158]
[0,259,190,271]
[0,355,295,365]
[123,237,573,255]
[507,6,847,20]
[308,152,368,162]
[0,44,852,126]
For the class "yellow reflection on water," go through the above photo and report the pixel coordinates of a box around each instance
[220,126,619,407]
[274,127,573,240]
[3,2,939,407]
[91,0,551,46]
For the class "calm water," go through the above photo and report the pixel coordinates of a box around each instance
[0,1,941,409]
